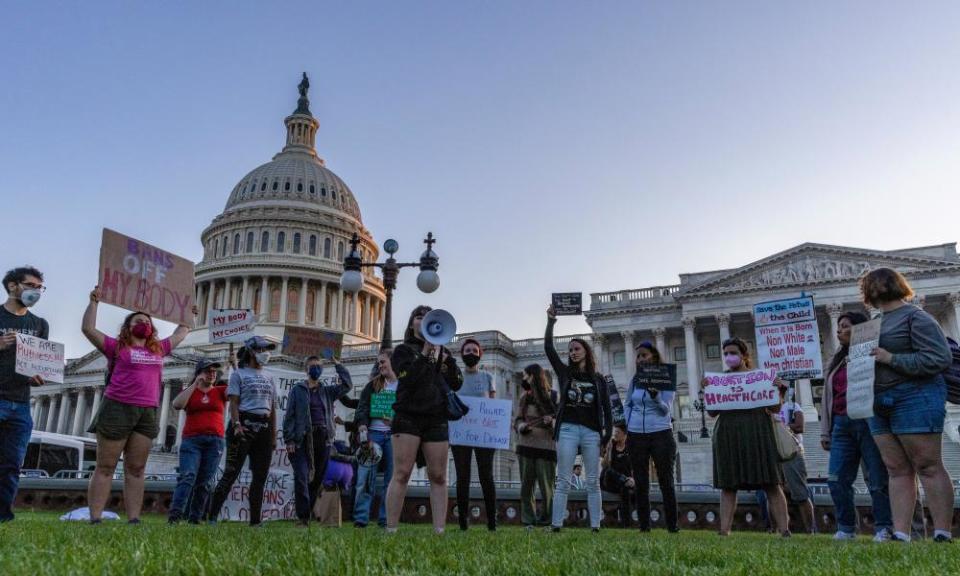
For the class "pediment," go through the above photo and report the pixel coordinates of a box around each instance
[65,350,107,374]
[681,243,960,297]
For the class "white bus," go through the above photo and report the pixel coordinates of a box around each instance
[23,431,97,477]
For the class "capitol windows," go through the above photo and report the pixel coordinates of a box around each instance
[309,183,315,194]
[706,344,721,359]
[323,238,331,258]
[332,189,338,200]
[293,233,302,254]
[269,288,281,322]
[284,181,291,191]
[673,347,687,362]
[321,186,327,197]
[309,235,317,256]
[613,352,625,367]
[272,181,279,191]
[213,238,219,258]
[306,289,316,324]
[221,236,228,257]
[337,241,344,261]
[297,181,303,192]
[252,288,261,315]
[277,232,286,253]
[261,231,269,252]
[246,232,254,253]
[233,234,240,255]
[287,287,299,323]
[261,181,267,191]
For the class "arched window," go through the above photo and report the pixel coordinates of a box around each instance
[252,287,261,315]
[272,181,279,191]
[332,188,338,200]
[213,238,219,258]
[323,238,331,258]
[293,233,301,254]
[269,288,281,322]
[287,287,299,323]
[277,232,286,253]
[321,187,327,197]
[221,236,228,257]
[246,232,254,253]
[297,181,303,192]
[309,183,315,194]
[261,231,269,252]
[306,289,316,324]
[309,235,317,256]
[233,234,240,255]
[337,241,344,261]
[260,181,266,191]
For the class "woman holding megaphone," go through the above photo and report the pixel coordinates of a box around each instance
[384,305,463,534]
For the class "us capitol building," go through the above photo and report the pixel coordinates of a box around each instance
[28,76,960,483]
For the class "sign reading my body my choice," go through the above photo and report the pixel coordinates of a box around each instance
[754,296,823,381]
[98,228,196,325]
[209,309,255,344]
[703,368,779,411]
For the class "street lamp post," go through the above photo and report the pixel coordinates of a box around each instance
[694,388,709,439]
[340,232,439,350]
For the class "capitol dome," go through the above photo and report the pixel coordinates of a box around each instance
[193,73,385,346]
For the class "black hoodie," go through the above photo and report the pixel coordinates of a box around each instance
[391,334,463,419]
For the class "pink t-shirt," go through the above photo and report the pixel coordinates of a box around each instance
[103,336,172,408]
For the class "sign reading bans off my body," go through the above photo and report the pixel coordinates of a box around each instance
[98,228,196,325]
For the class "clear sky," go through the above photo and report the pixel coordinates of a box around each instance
[4,1,960,359]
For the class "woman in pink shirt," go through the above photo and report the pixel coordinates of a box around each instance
[81,286,195,524]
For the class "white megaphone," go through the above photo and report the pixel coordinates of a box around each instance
[421,309,457,346]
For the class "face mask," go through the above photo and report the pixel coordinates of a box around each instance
[131,323,153,339]
[462,354,481,368]
[308,365,323,380]
[723,353,742,369]
[255,352,272,365]
[19,288,41,308]
[521,379,531,391]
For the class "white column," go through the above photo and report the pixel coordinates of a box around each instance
[71,392,86,436]
[32,397,43,427]
[798,378,815,414]
[337,289,345,330]
[317,281,327,327]
[592,334,607,375]
[716,313,731,344]
[155,383,172,448]
[950,294,960,340]
[621,331,636,384]
[56,393,71,434]
[205,280,216,325]
[683,316,701,402]
[45,395,59,432]
[827,303,843,354]
[241,276,250,309]
[654,327,667,360]
[279,276,290,324]
[259,277,269,320]
[354,294,362,333]
[298,279,308,325]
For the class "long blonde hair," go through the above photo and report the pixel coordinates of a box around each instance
[371,349,393,392]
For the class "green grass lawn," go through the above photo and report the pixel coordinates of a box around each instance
[1,513,958,575]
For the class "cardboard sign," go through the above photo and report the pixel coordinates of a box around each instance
[98,228,196,326]
[209,309,256,344]
[281,326,343,359]
[552,293,583,316]
[846,318,881,419]
[604,375,626,426]
[754,296,823,380]
[369,390,396,420]
[703,368,779,411]
[633,364,677,392]
[15,334,65,384]
[449,397,513,449]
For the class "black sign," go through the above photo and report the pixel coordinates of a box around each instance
[604,375,626,426]
[633,364,677,392]
[552,292,582,316]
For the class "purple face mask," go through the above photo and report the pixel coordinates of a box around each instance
[723,353,741,369]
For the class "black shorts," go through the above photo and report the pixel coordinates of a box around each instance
[392,412,448,443]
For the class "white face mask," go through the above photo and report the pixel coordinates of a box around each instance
[19,288,41,307]
[255,352,272,366]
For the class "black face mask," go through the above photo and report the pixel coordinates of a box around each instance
[462,354,481,368]
[521,379,532,391]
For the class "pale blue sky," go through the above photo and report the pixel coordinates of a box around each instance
[3,1,960,358]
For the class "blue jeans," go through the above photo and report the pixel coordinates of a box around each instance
[353,429,393,526]
[0,400,32,522]
[291,427,330,522]
[829,414,892,534]
[169,435,225,523]
[552,423,602,528]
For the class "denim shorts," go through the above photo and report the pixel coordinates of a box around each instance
[868,376,946,436]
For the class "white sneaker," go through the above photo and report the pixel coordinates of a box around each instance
[833,530,857,541]
[873,529,893,543]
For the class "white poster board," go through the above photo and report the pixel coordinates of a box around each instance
[703,368,780,411]
[448,397,512,450]
[15,334,65,384]
[846,318,881,420]
[209,309,256,344]
[754,296,823,380]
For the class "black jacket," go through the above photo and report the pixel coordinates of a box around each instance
[391,335,463,419]
[545,318,613,445]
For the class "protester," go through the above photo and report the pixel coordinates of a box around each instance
[205,336,278,527]
[354,349,397,528]
[0,267,49,522]
[776,390,817,534]
[384,306,463,534]
[167,359,225,524]
[81,286,194,524]
[452,338,498,531]
[861,267,954,542]
[514,363,557,529]
[707,337,790,536]
[545,304,612,532]
[624,341,678,533]
[315,440,357,527]
[282,355,352,527]
[571,462,586,491]
[821,311,893,541]
[601,424,635,528]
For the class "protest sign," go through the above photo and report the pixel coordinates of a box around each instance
[754,296,823,380]
[281,326,343,359]
[703,368,779,411]
[552,293,583,316]
[604,375,626,426]
[209,309,255,344]
[369,390,396,420]
[449,397,512,449]
[633,364,677,392]
[15,334,65,384]
[98,228,196,326]
[846,318,881,419]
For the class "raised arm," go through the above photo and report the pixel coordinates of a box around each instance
[543,306,566,376]
[81,287,107,353]
[327,360,353,400]
[167,305,199,350]
[172,376,200,410]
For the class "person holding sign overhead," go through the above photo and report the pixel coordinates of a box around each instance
[860,268,954,543]
[0,266,49,523]
[81,286,195,524]
[353,349,398,528]
[706,337,790,537]
[544,304,612,533]
[624,341,679,533]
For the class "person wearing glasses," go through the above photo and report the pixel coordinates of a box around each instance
[0,266,49,522]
